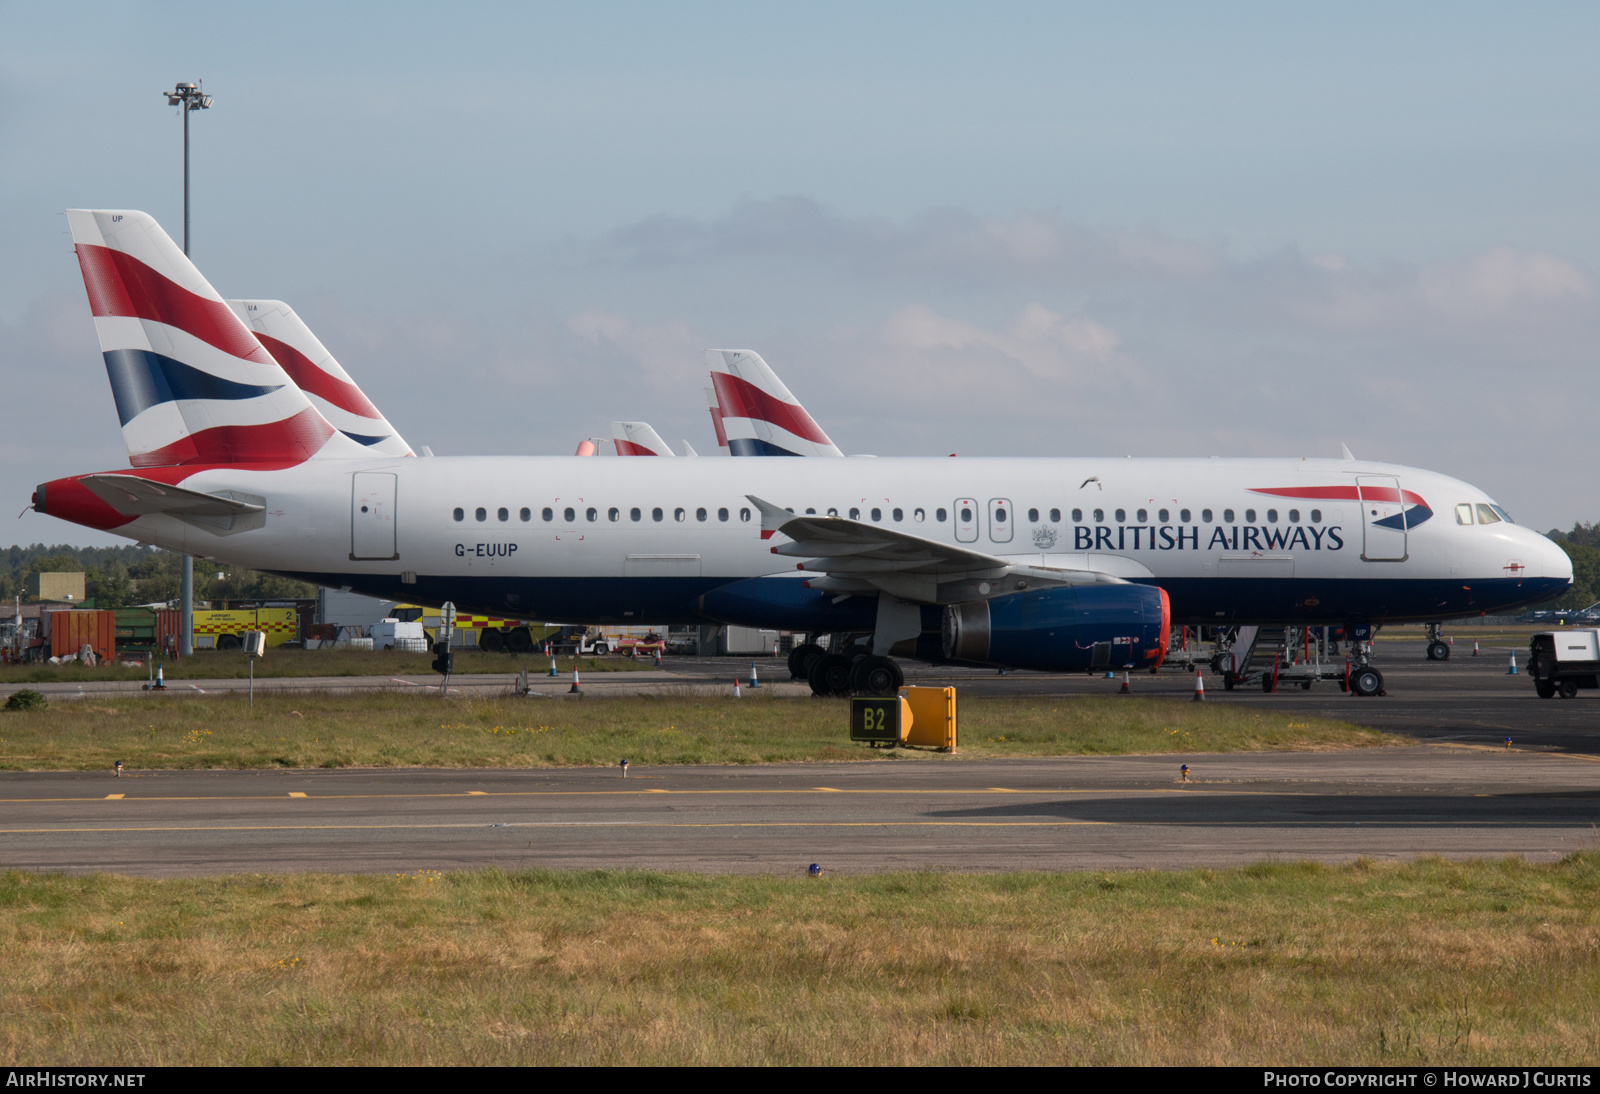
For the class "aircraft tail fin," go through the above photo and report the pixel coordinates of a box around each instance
[228,300,414,457]
[705,385,730,455]
[66,209,363,467]
[610,421,675,456]
[707,349,842,457]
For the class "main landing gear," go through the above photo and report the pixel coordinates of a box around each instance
[805,638,904,698]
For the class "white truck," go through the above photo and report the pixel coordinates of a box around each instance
[1528,629,1600,699]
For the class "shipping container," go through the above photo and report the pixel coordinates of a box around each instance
[49,610,116,663]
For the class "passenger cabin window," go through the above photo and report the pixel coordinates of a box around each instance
[849,508,861,520]
[520,507,531,522]
[1266,509,1277,523]
[1245,509,1256,523]
[1158,509,1168,523]
[1028,508,1039,522]
[542,508,553,522]
[674,508,686,522]
[696,507,707,521]
[497,507,509,522]
[453,508,464,522]
[935,508,947,522]
[827,508,838,517]
[719,508,729,521]
[994,507,1007,523]
[564,507,575,523]
[959,506,972,522]
[871,508,881,521]
[652,508,664,522]
[739,507,751,521]
[1201,509,1212,522]
[1288,509,1299,523]
[631,508,642,522]
[1050,508,1061,522]
[892,508,903,521]
[609,507,619,522]
[914,508,925,522]
[1311,509,1322,523]
[1114,509,1125,522]
[1072,508,1082,522]
[1476,503,1502,525]
[805,508,816,515]
[475,507,487,522]
[586,507,597,522]
[1179,509,1190,522]
[1093,509,1104,522]
[1223,509,1235,522]
[1455,504,1474,525]
[1136,508,1148,522]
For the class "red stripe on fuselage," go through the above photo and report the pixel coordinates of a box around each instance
[1249,484,1428,507]
[710,373,832,447]
[254,332,383,419]
[74,244,275,366]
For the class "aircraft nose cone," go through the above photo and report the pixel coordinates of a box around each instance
[1542,533,1575,584]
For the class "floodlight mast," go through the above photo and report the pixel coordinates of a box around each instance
[162,80,212,658]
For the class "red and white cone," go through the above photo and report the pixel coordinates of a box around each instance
[1119,670,1131,695]
[569,669,583,694]
[1473,641,1480,656]
[734,678,742,698]
[1192,668,1205,701]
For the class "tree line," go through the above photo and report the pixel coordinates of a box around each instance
[0,544,317,609]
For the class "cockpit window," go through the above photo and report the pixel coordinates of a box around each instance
[1476,503,1502,525]
[1455,504,1474,525]
[1491,504,1514,524]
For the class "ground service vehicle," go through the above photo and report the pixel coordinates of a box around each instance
[1529,629,1600,699]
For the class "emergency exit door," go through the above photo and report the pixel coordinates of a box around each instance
[1356,475,1407,561]
[351,472,398,560]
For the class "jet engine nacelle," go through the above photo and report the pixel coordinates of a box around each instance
[941,583,1170,673]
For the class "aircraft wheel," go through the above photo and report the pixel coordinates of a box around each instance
[788,642,824,680]
[850,656,903,697]
[1300,679,1313,690]
[505,627,533,654]
[1350,667,1384,697]
[479,627,507,653]
[1558,680,1579,700]
[1427,641,1450,661]
[809,653,853,697]
[1535,679,1557,699]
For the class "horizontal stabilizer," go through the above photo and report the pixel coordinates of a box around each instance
[78,474,266,536]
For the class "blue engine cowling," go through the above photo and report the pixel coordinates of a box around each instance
[941,583,1171,673]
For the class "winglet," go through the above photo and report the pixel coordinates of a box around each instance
[745,495,795,539]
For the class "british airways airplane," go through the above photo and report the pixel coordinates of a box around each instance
[30,210,1571,697]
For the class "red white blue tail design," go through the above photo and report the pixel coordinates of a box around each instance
[610,421,675,457]
[228,299,414,458]
[707,350,842,458]
[67,209,364,468]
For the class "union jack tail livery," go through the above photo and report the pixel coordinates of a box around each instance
[67,209,365,468]
[610,420,675,457]
[228,299,414,458]
[706,385,730,456]
[707,349,842,458]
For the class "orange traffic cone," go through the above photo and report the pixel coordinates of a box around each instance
[1473,641,1480,656]
[1119,670,1131,694]
[734,678,742,698]
[1193,668,1205,701]
[569,669,583,694]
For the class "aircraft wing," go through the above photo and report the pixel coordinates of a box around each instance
[745,494,1123,603]
[78,474,266,536]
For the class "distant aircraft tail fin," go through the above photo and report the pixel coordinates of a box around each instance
[610,421,675,456]
[228,299,414,457]
[66,209,364,467]
[705,385,730,455]
[707,349,842,457]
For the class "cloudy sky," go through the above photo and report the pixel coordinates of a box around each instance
[4,1,1598,546]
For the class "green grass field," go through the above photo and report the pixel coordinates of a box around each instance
[2,857,1596,1065]
[0,691,1390,770]
[0,647,654,684]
